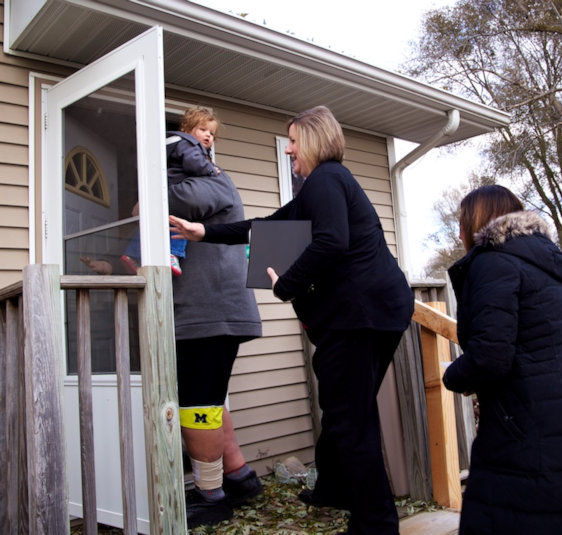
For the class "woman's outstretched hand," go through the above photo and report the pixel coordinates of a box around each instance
[169,215,205,242]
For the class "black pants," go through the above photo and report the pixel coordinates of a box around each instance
[310,328,403,535]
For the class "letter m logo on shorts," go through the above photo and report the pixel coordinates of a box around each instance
[180,406,222,429]
[194,413,208,424]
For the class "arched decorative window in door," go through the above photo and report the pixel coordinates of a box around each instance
[64,146,110,207]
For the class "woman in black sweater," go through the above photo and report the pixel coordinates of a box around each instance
[170,106,413,535]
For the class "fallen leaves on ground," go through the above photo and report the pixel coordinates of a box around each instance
[191,475,441,535]
[73,474,442,534]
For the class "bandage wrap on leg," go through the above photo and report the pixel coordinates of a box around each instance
[191,457,224,491]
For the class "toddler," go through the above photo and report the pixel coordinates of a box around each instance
[121,107,220,276]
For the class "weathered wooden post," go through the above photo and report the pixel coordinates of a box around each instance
[393,326,433,501]
[76,289,97,534]
[0,285,29,535]
[16,295,29,535]
[23,264,69,534]
[114,288,138,535]
[418,301,462,510]
[0,296,8,531]
[137,266,187,534]
[4,294,28,535]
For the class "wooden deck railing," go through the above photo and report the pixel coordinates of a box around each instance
[0,264,186,534]
[412,299,462,510]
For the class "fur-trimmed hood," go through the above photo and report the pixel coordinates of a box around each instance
[474,210,552,247]
[450,210,562,289]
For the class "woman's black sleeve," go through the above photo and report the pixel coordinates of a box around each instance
[443,253,520,393]
[204,220,252,244]
[203,200,295,245]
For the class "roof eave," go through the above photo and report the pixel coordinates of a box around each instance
[88,0,510,129]
[7,0,511,141]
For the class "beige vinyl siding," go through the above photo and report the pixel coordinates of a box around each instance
[0,0,65,286]
[0,4,29,286]
[343,132,397,249]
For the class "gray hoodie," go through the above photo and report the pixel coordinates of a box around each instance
[167,137,261,341]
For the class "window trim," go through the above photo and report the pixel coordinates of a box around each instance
[275,135,292,206]
[64,145,111,207]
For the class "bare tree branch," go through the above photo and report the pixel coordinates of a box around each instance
[405,0,562,264]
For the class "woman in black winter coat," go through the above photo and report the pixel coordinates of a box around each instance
[443,185,562,535]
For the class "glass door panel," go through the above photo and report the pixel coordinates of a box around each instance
[62,81,141,374]
[63,83,140,275]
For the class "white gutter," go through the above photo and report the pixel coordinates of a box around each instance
[390,109,460,278]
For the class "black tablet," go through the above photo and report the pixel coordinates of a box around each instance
[246,220,312,289]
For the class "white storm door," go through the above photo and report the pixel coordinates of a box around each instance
[42,27,168,534]
[43,25,169,267]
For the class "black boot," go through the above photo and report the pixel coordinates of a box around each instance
[298,488,351,510]
[185,489,233,528]
[223,469,264,507]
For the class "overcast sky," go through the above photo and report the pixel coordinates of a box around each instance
[192,0,480,277]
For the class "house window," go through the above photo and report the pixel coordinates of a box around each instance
[276,136,305,205]
[64,146,110,207]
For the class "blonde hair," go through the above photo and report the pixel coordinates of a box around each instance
[180,107,220,137]
[459,185,524,250]
[288,106,345,172]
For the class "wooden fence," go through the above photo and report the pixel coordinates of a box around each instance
[0,267,470,533]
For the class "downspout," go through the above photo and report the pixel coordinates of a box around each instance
[390,109,460,279]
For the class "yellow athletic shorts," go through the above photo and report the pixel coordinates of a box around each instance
[179,405,224,430]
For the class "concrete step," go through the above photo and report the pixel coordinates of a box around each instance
[400,510,460,535]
